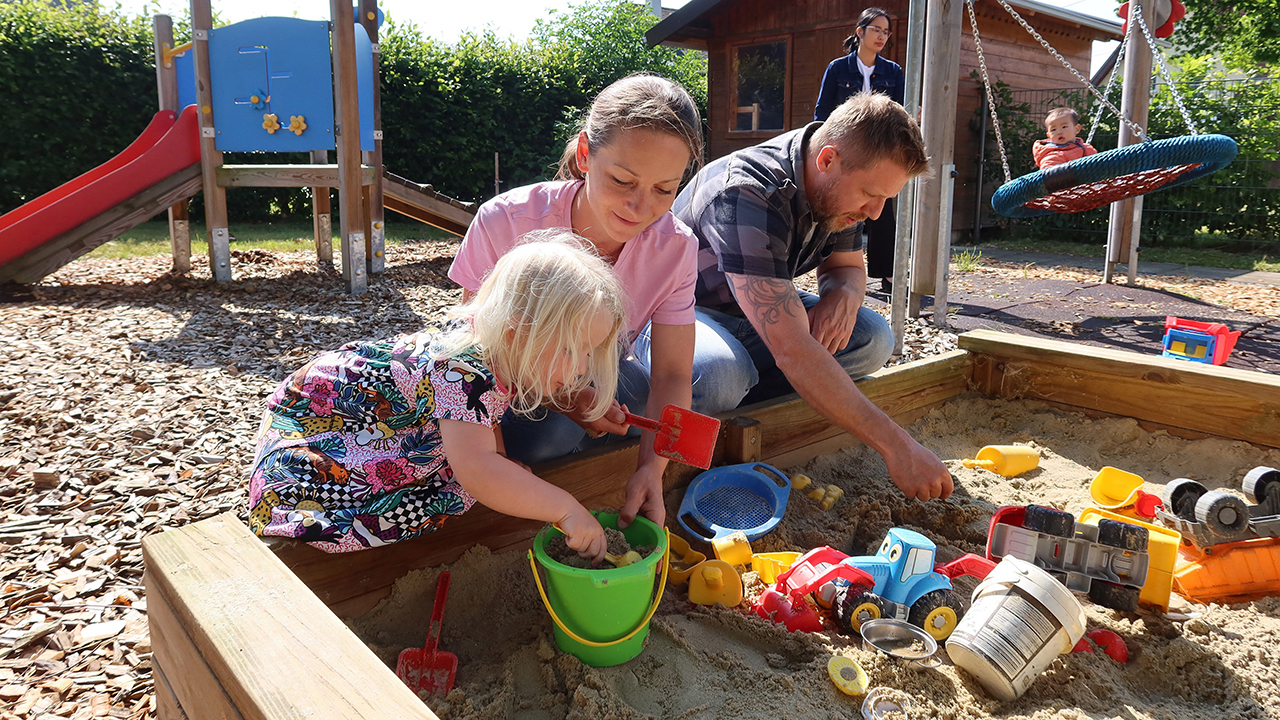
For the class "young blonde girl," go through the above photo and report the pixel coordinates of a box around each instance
[247,238,626,562]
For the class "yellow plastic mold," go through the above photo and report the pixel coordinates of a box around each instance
[827,655,869,696]
[752,551,800,584]
[688,559,743,607]
[666,533,707,586]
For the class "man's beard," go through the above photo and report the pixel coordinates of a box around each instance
[810,177,867,234]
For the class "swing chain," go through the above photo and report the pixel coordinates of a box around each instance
[1132,2,1200,135]
[1087,19,1131,145]
[966,0,1012,183]
[990,0,1150,142]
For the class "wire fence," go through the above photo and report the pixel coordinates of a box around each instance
[976,77,1280,254]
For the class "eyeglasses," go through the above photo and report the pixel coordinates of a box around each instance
[863,26,892,38]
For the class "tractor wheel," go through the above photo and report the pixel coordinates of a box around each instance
[908,589,965,641]
[1194,490,1252,542]
[1088,581,1140,612]
[1096,518,1148,552]
[1025,504,1075,538]
[1242,466,1280,506]
[834,585,887,635]
[1162,478,1207,521]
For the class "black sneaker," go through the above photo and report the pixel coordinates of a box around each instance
[878,278,893,294]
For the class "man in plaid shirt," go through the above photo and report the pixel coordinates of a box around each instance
[672,94,952,501]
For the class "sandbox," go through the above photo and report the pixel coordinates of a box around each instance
[141,330,1280,720]
[349,394,1280,719]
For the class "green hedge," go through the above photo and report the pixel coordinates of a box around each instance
[0,0,707,220]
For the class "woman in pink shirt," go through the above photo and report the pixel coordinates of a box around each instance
[449,74,703,529]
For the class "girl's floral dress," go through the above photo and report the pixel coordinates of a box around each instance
[246,323,507,553]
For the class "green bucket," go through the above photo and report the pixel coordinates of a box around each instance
[529,513,669,667]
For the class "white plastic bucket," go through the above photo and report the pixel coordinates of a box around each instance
[945,555,1086,701]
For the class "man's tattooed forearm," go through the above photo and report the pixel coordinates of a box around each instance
[730,275,802,336]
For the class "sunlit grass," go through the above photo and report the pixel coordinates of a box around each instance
[87,219,458,259]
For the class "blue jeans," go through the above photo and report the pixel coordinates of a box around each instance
[501,291,893,463]
[500,357,651,465]
[688,290,894,411]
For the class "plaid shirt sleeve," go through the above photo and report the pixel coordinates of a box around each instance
[696,185,795,280]
[831,224,863,253]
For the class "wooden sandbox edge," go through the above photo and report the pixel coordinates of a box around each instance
[961,329,1280,450]
[142,514,440,720]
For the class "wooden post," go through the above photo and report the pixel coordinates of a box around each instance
[1106,0,1153,285]
[190,0,231,283]
[331,0,367,295]
[724,416,762,464]
[359,0,386,275]
[310,150,333,265]
[890,0,927,353]
[153,15,191,276]
[909,0,962,313]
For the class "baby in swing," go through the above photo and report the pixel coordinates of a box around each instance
[1033,107,1097,170]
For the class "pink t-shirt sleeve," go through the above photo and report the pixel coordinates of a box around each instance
[448,200,512,293]
[648,224,698,326]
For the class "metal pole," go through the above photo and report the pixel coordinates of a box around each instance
[1127,194,1144,284]
[890,0,927,355]
[1105,0,1152,284]
[933,165,956,329]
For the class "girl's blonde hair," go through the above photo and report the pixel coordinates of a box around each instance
[434,233,627,420]
[556,73,704,183]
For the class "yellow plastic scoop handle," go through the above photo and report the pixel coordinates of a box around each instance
[551,523,641,568]
[961,458,997,471]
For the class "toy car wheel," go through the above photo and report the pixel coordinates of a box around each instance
[1242,466,1280,506]
[908,589,964,641]
[1194,490,1252,541]
[1162,478,1207,521]
[1096,518,1149,552]
[1024,504,1075,537]
[1088,581,1140,612]
[834,585,886,634]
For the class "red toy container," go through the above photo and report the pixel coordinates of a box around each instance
[1163,316,1240,365]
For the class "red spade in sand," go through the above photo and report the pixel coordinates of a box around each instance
[395,572,457,698]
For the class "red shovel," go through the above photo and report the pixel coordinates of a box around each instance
[394,572,457,698]
[623,404,721,470]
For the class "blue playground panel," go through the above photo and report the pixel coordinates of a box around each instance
[176,51,196,111]
[199,17,375,153]
[353,22,376,151]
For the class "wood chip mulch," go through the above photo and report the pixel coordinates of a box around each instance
[0,242,1269,720]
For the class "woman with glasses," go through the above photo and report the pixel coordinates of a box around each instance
[814,8,904,294]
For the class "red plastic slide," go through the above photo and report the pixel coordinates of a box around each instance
[0,105,202,270]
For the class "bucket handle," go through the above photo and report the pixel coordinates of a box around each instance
[527,529,670,648]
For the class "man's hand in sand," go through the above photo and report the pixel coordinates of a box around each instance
[885,436,953,501]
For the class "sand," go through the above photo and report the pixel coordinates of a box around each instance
[350,394,1280,720]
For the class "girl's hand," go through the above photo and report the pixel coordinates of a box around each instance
[557,505,606,564]
[564,387,630,439]
[619,462,665,529]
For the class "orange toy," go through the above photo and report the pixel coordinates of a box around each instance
[1173,537,1280,604]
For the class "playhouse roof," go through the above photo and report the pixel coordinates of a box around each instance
[646,0,1123,48]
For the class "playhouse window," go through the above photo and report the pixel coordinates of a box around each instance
[732,40,787,132]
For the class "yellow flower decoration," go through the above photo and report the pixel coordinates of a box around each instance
[262,113,280,134]
[288,115,307,136]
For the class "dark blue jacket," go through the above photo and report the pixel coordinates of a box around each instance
[814,53,905,121]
